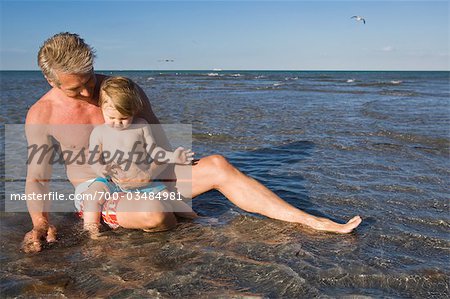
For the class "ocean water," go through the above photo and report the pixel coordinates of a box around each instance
[0,70,449,298]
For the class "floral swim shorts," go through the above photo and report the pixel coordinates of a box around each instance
[74,178,166,229]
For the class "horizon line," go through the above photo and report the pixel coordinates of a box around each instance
[1,69,449,72]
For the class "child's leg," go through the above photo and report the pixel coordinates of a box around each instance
[82,181,108,238]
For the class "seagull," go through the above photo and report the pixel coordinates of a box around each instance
[351,16,366,24]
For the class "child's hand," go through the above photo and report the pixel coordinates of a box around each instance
[100,167,110,178]
[102,163,120,177]
[173,147,194,164]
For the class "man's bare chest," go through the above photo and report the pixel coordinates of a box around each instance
[49,104,103,150]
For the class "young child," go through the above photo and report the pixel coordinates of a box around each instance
[83,76,195,237]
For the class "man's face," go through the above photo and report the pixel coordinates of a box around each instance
[52,71,97,101]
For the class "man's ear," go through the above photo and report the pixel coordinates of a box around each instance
[44,75,58,88]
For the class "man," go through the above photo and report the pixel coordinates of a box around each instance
[22,33,361,253]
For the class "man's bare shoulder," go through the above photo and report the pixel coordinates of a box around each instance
[25,89,58,124]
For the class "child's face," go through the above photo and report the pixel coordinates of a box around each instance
[102,105,133,130]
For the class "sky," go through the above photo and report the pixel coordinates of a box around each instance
[0,0,448,71]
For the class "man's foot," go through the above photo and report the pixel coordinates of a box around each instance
[21,225,57,253]
[336,216,362,233]
[309,215,362,234]
[21,229,42,253]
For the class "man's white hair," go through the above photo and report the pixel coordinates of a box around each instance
[38,32,96,84]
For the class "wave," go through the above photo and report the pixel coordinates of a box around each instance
[356,81,404,87]
[369,183,423,193]
[375,129,450,155]
[302,74,333,80]
[297,88,366,94]
[379,90,419,97]
[223,83,245,87]
[390,80,403,85]
[313,78,343,83]
[193,132,236,142]
[318,270,448,298]
[255,85,285,90]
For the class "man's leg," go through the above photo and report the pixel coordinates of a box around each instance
[175,155,361,233]
[115,196,178,232]
[114,190,196,231]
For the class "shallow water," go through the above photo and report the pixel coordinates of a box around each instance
[1,71,449,298]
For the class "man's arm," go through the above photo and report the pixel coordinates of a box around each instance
[22,103,57,252]
[136,85,172,150]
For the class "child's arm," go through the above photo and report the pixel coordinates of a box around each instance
[142,125,194,165]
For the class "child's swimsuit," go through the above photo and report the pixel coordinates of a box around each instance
[74,178,166,229]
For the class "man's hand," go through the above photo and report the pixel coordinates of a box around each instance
[21,224,57,253]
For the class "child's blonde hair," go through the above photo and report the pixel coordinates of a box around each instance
[99,76,143,117]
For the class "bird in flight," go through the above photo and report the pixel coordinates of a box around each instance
[351,16,366,24]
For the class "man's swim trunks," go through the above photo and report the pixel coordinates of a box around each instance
[74,178,166,229]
